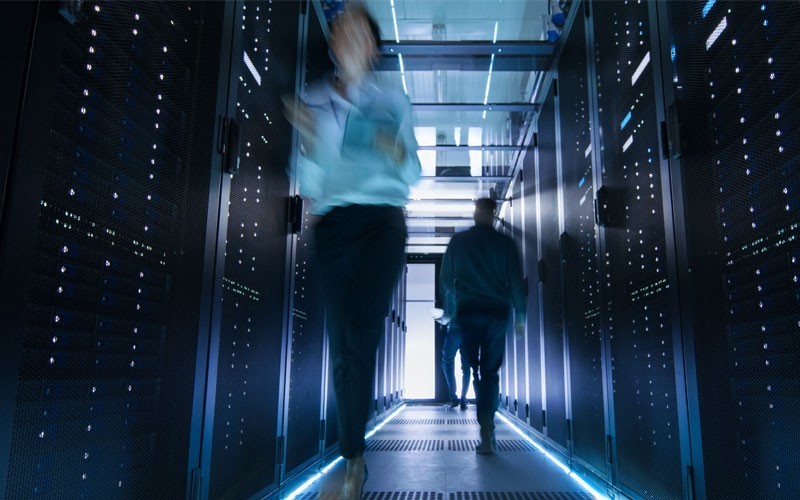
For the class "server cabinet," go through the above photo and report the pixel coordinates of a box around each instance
[375,316,387,415]
[556,10,606,478]
[592,2,685,498]
[205,0,300,498]
[522,140,544,433]
[0,2,232,498]
[662,2,800,498]
[511,178,530,423]
[536,82,569,451]
[282,0,332,479]
[500,192,519,414]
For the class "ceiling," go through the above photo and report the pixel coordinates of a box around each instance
[363,0,553,253]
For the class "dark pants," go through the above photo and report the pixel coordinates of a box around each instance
[441,324,474,403]
[314,205,407,459]
[457,311,508,431]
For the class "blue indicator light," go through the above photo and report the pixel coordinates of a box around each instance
[702,0,716,18]
[579,176,586,188]
[621,111,632,130]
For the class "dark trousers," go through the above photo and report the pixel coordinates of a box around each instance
[457,311,508,431]
[314,205,407,459]
[441,324,474,402]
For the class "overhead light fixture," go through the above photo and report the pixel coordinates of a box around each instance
[390,0,400,43]
[483,53,495,105]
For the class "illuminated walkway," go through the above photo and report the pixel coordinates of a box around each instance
[290,405,603,499]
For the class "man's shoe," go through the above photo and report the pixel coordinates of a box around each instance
[459,400,468,411]
[476,428,496,455]
[445,399,459,408]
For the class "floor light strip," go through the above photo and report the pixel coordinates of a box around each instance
[495,412,608,500]
[284,404,407,499]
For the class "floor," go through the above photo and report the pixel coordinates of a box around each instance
[297,404,595,499]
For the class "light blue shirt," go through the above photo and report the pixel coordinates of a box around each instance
[292,76,422,215]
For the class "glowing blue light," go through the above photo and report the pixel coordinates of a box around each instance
[621,111,632,130]
[495,412,608,499]
[284,405,407,499]
[702,0,716,18]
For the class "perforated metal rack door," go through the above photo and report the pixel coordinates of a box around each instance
[666,1,800,498]
[511,179,528,422]
[593,2,683,498]
[556,14,606,477]
[283,1,329,476]
[522,141,543,433]
[502,209,518,414]
[207,1,299,498]
[2,2,224,499]
[537,83,568,449]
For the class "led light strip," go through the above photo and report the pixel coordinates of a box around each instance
[495,412,608,500]
[706,16,727,50]
[284,404,407,499]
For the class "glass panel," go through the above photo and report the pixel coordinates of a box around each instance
[410,179,501,200]
[370,0,550,42]
[378,70,538,104]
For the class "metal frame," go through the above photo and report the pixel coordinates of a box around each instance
[553,0,618,490]
[417,145,522,152]
[0,3,67,495]
[275,0,315,494]
[653,2,706,498]
[419,175,511,182]
[413,103,537,113]
[646,2,695,497]
[582,0,617,491]
[379,41,554,72]
[188,2,243,498]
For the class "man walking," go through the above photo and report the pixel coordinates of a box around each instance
[440,198,526,454]
[440,316,473,410]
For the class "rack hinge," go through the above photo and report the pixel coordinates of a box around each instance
[288,195,304,234]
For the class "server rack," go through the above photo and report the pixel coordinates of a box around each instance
[511,177,529,422]
[510,1,799,498]
[556,5,606,480]
[203,0,301,498]
[660,2,800,498]
[0,2,236,499]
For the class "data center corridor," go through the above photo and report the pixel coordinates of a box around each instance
[1,1,799,499]
[291,404,593,499]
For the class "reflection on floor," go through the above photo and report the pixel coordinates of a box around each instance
[298,404,595,499]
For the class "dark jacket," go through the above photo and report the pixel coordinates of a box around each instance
[440,224,527,321]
